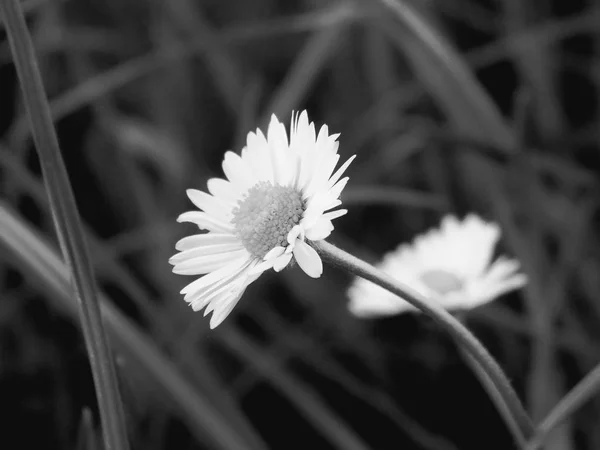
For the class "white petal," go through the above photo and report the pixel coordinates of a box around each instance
[209,271,262,328]
[175,233,238,251]
[207,178,242,203]
[249,258,276,275]
[241,141,268,183]
[191,273,241,312]
[273,252,293,272]
[186,189,232,221]
[209,289,245,328]
[172,249,247,275]
[322,209,347,221]
[303,152,340,199]
[192,260,255,318]
[267,115,290,185]
[183,257,251,301]
[222,151,256,190]
[293,240,323,278]
[169,242,245,265]
[246,130,273,183]
[348,295,413,318]
[207,268,261,327]
[177,211,234,233]
[264,246,285,261]
[305,218,334,241]
[327,155,356,189]
[286,225,303,246]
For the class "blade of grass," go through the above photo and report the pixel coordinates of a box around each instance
[76,408,100,450]
[0,146,268,450]
[525,362,600,450]
[239,304,460,450]
[500,0,563,138]
[161,0,246,115]
[262,24,347,127]
[219,328,374,450]
[0,1,129,448]
[364,0,515,149]
[342,185,446,210]
[0,202,263,450]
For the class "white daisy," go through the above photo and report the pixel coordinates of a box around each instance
[348,215,527,318]
[170,111,355,328]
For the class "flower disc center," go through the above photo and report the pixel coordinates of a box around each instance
[232,181,305,259]
[419,269,463,296]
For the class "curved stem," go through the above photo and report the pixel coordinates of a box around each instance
[315,240,533,447]
[457,347,526,447]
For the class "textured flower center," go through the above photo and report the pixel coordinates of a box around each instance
[232,181,305,258]
[419,269,463,296]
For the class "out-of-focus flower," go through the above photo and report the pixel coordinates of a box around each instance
[170,111,354,328]
[348,215,527,318]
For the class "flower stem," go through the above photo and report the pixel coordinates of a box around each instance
[315,240,533,446]
[457,347,526,448]
[0,2,129,449]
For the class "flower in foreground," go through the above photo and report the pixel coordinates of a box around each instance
[348,215,527,318]
[170,111,355,328]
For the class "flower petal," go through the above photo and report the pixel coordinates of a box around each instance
[207,178,242,203]
[264,246,285,261]
[177,211,234,233]
[293,240,323,278]
[172,249,247,275]
[273,252,293,272]
[305,218,334,241]
[181,256,250,297]
[169,241,244,265]
[327,155,356,189]
[222,151,256,191]
[175,233,238,251]
[186,189,232,221]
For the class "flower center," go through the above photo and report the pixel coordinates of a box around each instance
[232,181,305,259]
[419,269,463,296]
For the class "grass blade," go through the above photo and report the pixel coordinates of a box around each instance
[0,1,129,448]
[367,0,515,148]
[220,328,374,450]
[262,24,347,127]
[525,363,600,450]
[0,202,262,450]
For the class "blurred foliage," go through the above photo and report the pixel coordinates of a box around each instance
[1,0,600,449]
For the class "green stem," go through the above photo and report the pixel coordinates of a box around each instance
[454,312,525,447]
[525,363,600,450]
[0,2,129,449]
[458,347,526,448]
[315,240,533,447]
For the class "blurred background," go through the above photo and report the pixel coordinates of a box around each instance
[1,0,599,449]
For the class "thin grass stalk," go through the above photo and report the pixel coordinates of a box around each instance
[314,240,533,446]
[0,1,129,449]
[0,203,261,450]
[525,363,600,450]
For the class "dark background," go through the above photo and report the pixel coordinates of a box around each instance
[1,0,599,449]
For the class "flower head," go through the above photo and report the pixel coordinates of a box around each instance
[170,111,354,328]
[348,215,527,318]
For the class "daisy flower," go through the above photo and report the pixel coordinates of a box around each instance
[170,111,355,328]
[348,215,527,318]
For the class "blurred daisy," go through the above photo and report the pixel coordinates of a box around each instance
[348,215,527,318]
[170,111,354,328]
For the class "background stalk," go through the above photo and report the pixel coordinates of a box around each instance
[0,1,129,449]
